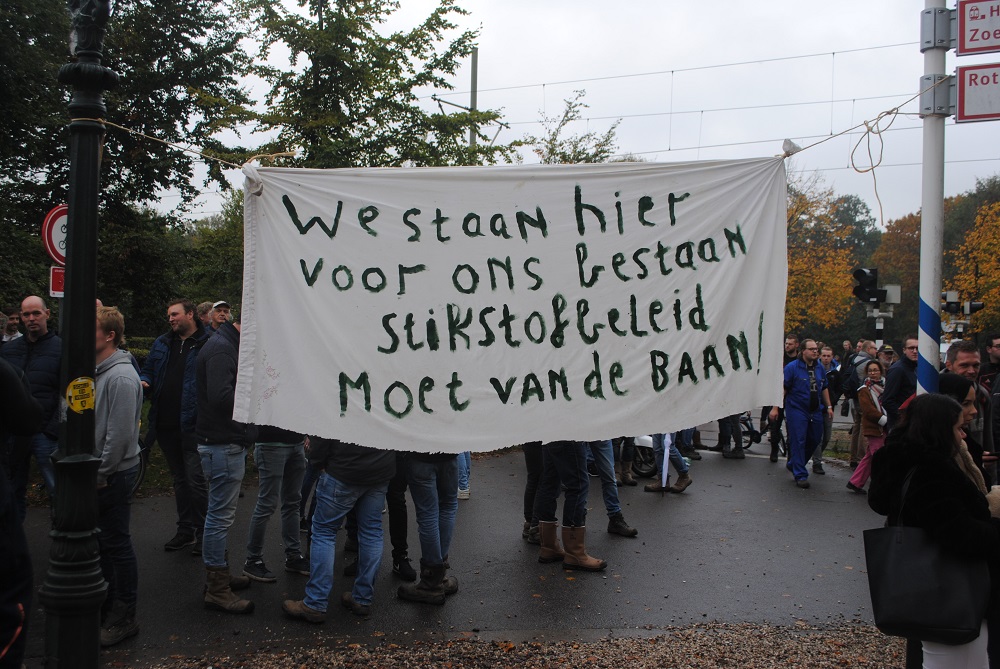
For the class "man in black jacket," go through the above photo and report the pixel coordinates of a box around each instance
[882,335,919,431]
[140,298,211,553]
[196,320,254,615]
[0,358,43,668]
[283,438,395,623]
[0,296,62,520]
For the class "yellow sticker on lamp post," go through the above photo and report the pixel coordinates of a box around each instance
[66,377,95,413]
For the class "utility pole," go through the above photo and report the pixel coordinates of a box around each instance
[39,1,118,666]
[916,0,950,394]
[469,47,479,157]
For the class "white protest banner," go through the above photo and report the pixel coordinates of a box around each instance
[235,159,787,453]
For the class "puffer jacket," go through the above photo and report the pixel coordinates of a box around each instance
[0,331,62,437]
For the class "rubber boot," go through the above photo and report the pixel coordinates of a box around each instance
[621,461,637,486]
[613,461,623,486]
[204,566,254,614]
[397,563,447,605]
[668,472,692,493]
[561,526,607,572]
[537,520,565,563]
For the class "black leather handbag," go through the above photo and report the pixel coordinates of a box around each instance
[864,469,991,645]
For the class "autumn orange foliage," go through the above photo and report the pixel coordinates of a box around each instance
[951,202,1000,335]
[784,177,856,332]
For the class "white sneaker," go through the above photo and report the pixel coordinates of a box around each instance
[457,488,471,500]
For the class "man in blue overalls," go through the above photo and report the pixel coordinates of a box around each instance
[769,339,833,489]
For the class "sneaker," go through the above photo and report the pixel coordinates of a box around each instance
[341,591,371,617]
[795,480,811,489]
[527,524,540,545]
[393,556,417,582]
[586,461,599,477]
[812,464,826,475]
[457,488,470,500]
[846,482,867,495]
[164,532,196,552]
[243,558,277,583]
[285,554,310,576]
[282,599,326,624]
[343,556,359,577]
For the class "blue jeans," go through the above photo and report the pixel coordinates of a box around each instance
[652,434,689,479]
[300,461,320,522]
[457,452,471,491]
[198,443,246,568]
[587,440,621,517]
[98,464,140,610]
[533,440,590,528]
[406,457,458,566]
[304,473,387,610]
[31,433,58,497]
[246,442,306,560]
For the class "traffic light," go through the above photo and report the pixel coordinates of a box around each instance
[964,301,985,316]
[853,268,887,303]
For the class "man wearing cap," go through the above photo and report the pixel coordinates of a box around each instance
[877,344,896,370]
[210,301,232,332]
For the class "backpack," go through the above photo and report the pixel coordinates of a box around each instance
[842,356,867,401]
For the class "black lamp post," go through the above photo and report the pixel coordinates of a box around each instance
[38,1,118,666]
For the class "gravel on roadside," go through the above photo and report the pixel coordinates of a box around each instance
[144,622,904,669]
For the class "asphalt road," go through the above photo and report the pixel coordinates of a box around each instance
[21,423,878,668]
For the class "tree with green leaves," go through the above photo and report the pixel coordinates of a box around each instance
[525,90,620,165]
[181,189,245,307]
[242,0,517,168]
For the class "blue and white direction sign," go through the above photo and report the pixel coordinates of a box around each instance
[957,62,1000,122]
[959,0,1000,56]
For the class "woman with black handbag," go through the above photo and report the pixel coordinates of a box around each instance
[869,393,1000,669]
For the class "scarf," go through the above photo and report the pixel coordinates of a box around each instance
[955,440,988,495]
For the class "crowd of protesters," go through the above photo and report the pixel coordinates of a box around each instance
[5,292,1000,665]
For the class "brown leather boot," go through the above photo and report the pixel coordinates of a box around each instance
[644,479,668,493]
[668,472,692,493]
[204,566,254,614]
[397,563,447,605]
[613,461,623,486]
[561,526,606,572]
[537,520,565,563]
[693,429,704,448]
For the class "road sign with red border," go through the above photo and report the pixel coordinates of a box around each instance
[957,63,1000,122]
[42,204,68,266]
[958,0,1000,56]
[49,266,65,298]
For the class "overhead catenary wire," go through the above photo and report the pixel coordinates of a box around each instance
[424,42,917,99]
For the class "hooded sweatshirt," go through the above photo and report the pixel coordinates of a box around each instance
[94,349,143,486]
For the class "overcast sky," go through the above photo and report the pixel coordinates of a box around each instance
[176,0,1000,226]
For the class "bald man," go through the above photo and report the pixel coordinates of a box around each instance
[0,296,63,519]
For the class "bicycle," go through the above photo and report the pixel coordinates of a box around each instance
[128,435,151,498]
[739,411,762,450]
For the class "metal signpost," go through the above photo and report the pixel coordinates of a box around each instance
[918,0,1000,393]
